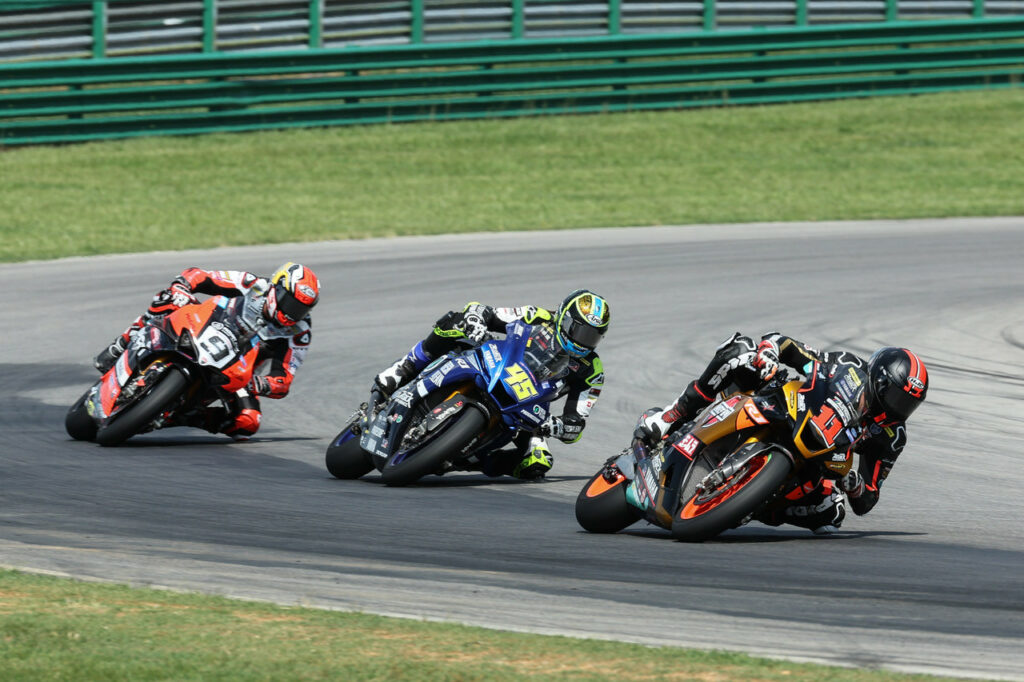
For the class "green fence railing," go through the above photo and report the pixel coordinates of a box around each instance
[3,16,1023,146]
[2,1,1022,63]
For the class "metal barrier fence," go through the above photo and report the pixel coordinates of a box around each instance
[3,1,1024,62]
[3,16,1023,145]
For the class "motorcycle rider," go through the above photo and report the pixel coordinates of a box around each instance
[637,333,929,534]
[93,263,320,441]
[373,289,610,480]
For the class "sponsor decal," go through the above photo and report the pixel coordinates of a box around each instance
[831,451,848,462]
[639,463,658,502]
[743,402,769,425]
[518,408,542,423]
[456,358,470,369]
[392,390,413,407]
[847,367,862,386]
[650,453,663,475]
[371,425,385,437]
[674,433,700,459]
[907,376,925,392]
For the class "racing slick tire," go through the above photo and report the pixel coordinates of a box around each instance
[671,449,792,542]
[65,390,98,442]
[380,407,487,486]
[575,470,641,533]
[95,366,189,446]
[325,428,374,480]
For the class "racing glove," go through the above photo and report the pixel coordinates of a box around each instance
[839,470,865,498]
[541,415,584,443]
[752,338,780,381]
[148,282,198,316]
[460,312,488,345]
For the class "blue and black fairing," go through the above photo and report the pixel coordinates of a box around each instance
[359,321,565,467]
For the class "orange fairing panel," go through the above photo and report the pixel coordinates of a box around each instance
[221,345,259,392]
[585,473,625,498]
[168,298,219,337]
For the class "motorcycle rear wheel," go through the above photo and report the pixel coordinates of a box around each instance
[325,427,373,479]
[95,366,189,446]
[575,470,641,533]
[380,407,486,486]
[65,390,98,442]
[671,450,791,542]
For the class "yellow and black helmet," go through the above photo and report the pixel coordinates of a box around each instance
[555,289,610,357]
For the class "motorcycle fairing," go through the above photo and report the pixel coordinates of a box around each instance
[85,296,259,427]
[360,321,562,468]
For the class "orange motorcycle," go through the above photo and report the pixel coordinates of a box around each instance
[575,370,859,541]
[66,295,263,445]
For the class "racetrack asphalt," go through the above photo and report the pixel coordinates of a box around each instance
[2,218,1022,680]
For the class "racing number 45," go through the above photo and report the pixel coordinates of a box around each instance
[504,364,538,400]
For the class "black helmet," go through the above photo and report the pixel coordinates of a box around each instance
[866,347,929,422]
[554,289,610,357]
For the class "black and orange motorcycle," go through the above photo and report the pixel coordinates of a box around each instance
[65,295,265,445]
[575,369,861,541]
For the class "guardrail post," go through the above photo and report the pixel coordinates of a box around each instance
[309,0,323,48]
[91,1,106,58]
[203,0,217,52]
[703,0,715,32]
[608,0,621,35]
[972,0,985,18]
[885,0,898,22]
[512,0,525,39]
[411,0,424,43]
[795,0,808,26]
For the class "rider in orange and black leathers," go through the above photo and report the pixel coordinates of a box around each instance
[93,264,319,440]
[637,332,929,534]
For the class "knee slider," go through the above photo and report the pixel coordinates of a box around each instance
[226,408,261,440]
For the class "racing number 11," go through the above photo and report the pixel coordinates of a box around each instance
[810,405,844,446]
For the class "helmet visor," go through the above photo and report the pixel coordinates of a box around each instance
[879,382,922,421]
[559,315,604,352]
[273,284,313,324]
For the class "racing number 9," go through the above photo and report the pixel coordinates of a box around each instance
[504,363,538,401]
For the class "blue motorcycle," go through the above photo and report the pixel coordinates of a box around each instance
[326,321,567,485]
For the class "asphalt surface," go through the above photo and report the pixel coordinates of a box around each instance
[2,218,1023,679]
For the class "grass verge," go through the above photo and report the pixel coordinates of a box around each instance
[0,569,967,681]
[1,89,1023,262]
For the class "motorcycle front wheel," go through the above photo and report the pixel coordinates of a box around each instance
[671,449,791,542]
[95,366,189,446]
[380,406,486,486]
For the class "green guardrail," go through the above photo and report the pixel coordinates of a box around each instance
[0,0,1011,62]
[2,17,1023,146]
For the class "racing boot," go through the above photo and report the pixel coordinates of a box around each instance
[512,437,554,480]
[94,336,128,373]
[373,341,432,396]
[93,316,146,373]
[636,381,712,443]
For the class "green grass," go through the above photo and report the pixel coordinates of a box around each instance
[0,569,968,682]
[2,88,1024,263]
[1,88,1023,263]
